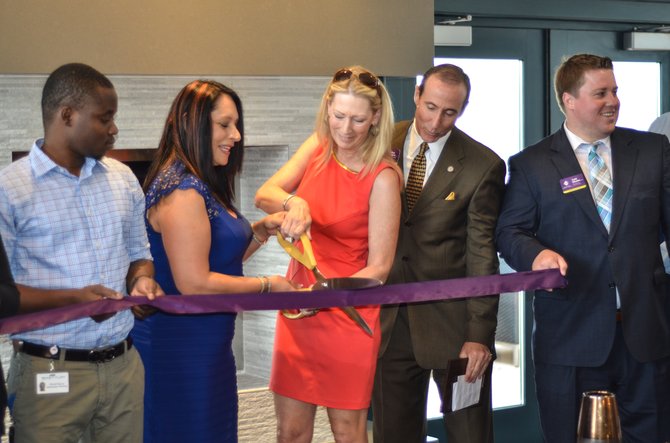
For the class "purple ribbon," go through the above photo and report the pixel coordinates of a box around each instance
[0,269,565,334]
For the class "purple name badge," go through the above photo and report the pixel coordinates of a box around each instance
[560,174,587,194]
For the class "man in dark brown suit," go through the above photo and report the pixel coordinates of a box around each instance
[372,64,506,443]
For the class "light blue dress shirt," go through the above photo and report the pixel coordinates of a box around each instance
[0,139,151,348]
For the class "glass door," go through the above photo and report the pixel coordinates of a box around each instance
[421,57,526,418]
[425,26,669,443]
[428,26,546,442]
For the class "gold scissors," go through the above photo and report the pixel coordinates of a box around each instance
[277,232,375,337]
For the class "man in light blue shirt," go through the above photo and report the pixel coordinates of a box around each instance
[0,236,20,439]
[0,63,162,443]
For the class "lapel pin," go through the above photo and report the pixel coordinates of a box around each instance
[447,166,454,172]
[445,192,456,201]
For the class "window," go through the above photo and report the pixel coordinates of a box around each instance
[612,61,660,131]
[424,58,525,414]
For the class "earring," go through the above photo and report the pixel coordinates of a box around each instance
[370,125,379,136]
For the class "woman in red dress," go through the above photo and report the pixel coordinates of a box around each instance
[255,66,402,442]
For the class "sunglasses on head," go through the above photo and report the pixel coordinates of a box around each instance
[333,69,380,92]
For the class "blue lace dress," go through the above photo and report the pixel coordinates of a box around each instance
[131,162,251,443]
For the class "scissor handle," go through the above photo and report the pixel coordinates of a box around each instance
[277,232,317,270]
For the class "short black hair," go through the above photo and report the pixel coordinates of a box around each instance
[418,64,471,111]
[41,63,114,128]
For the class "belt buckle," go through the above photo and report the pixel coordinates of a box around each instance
[88,347,116,363]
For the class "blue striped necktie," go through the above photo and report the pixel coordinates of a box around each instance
[587,142,613,231]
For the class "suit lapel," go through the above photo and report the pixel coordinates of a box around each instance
[608,129,637,239]
[409,128,465,216]
[549,129,609,237]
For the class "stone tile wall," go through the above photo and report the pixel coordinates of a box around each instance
[0,74,327,159]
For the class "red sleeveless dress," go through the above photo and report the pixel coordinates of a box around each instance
[269,146,393,409]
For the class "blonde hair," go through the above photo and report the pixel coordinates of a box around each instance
[314,65,395,176]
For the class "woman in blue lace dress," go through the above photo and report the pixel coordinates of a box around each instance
[131,80,296,443]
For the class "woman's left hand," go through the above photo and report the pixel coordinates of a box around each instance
[258,212,287,237]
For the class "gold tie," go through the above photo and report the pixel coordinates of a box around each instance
[406,142,428,213]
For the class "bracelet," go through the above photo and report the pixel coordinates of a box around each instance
[257,276,270,293]
[282,194,296,211]
[252,232,268,246]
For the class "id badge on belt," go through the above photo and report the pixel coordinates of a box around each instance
[35,354,69,394]
[35,372,69,394]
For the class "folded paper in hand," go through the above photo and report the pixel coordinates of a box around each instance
[451,374,482,411]
[442,358,484,414]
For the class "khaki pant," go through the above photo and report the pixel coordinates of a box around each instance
[8,346,144,443]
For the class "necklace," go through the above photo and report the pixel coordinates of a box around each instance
[332,152,360,174]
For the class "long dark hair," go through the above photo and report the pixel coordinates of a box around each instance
[144,80,244,209]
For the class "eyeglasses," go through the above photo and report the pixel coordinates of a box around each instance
[333,69,380,92]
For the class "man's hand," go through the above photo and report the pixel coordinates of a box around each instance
[82,285,123,323]
[532,249,568,276]
[128,276,164,300]
[128,276,164,320]
[79,284,123,302]
[131,304,158,320]
[459,341,493,383]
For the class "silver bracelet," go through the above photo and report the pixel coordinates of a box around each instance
[252,232,268,246]
[282,194,296,211]
[257,276,267,293]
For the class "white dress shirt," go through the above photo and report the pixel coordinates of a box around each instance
[403,120,451,185]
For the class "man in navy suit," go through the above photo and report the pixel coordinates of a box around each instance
[496,54,670,442]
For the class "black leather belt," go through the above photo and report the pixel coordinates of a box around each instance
[15,337,132,363]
